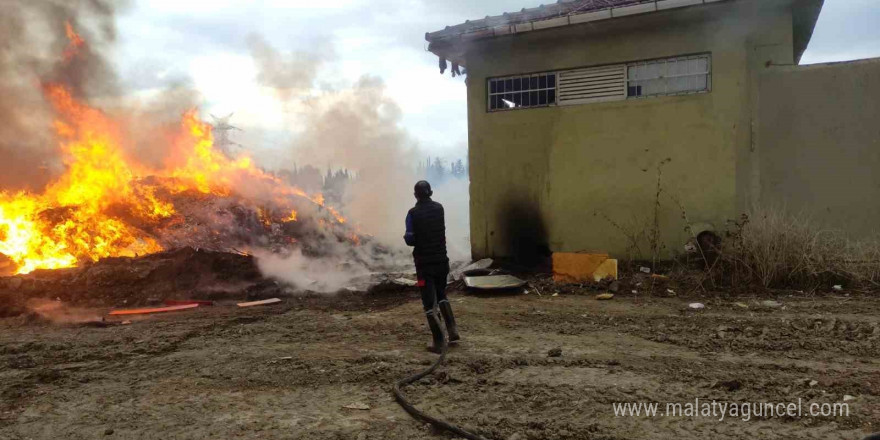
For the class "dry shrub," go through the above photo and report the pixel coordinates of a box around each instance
[709,208,880,290]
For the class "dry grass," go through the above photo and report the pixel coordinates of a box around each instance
[707,208,880,290]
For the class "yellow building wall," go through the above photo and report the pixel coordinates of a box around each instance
[758,58,880,236]
[464,0,795,259]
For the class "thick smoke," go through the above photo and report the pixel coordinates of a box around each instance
[247,34,330,102]
[248,38,472,289]
[293,76,422,246]
[0,0,125,190]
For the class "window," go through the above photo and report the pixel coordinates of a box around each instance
[627,55,711,98]
[486,54,711,112]
[488,72,556,111]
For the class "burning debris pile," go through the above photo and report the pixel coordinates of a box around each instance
[0,20,409,311]
[0,84,361,277]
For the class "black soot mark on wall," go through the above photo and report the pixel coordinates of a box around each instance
[500,198,550,267]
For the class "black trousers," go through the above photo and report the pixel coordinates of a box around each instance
[417,264,449,312]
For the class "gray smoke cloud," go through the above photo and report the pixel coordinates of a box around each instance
[247,33,332,102]
[292,75,422,246]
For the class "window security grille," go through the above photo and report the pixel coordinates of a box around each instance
[487,73,556,111]
[627,55,711,98]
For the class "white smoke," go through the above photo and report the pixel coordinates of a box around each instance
[245,38,471,289]
[254,248,368,293]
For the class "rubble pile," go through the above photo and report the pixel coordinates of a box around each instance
[0,247,265,317]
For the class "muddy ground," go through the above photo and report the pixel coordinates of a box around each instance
[1,286,878,439]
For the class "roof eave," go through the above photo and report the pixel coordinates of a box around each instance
[426,0,728,46]
[792,0,825,64]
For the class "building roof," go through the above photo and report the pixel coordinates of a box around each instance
[426,0,824,65]
[426,0,648,42]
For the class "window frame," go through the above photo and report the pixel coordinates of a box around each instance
[486,72,557,112]
[486,53,712,113]
[625,54,712,99]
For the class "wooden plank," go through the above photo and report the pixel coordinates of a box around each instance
[108,304,199,316]
[236,298,282,308]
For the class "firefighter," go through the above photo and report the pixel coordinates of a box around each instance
[404,180,460,353]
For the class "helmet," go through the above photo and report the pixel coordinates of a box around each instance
[414,180,433,199]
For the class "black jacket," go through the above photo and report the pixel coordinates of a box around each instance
[404,198,449,269]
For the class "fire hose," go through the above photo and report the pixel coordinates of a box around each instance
[392,309,490,440]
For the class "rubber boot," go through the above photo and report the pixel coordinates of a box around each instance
[439,300,460,342]
[425,311,444,354]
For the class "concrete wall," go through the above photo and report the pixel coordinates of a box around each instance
[758,58,880,236]
[464,0,796,259]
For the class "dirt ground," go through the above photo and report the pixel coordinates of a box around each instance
[1,286,878,440]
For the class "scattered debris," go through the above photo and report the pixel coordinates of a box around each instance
[631,290,638,294]
[809,380,818,387]
[651,274,669,281]
[236,298,282,307]
[463,275,526,290]
[734,302,749,309]
[832,285,843,291]
[608,280,620,293]
[640,266,651,274]
[104,428,114,436]
[666,289,675,295]
[595,293,614,300]
[108,304,199,316]
[761,300,783,308]
[278,356,293,361]
[342,402,371,410]
[843,395,856,402]
[552,253,617,283]
[547,347,562,357]
[451,258,493,281]
[551,292,558,297]
[689,302,706,310]
[121,320,132,325]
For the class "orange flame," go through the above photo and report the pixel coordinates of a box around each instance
[0,25,350,275]
[0,88,348,274]
[62,21,85,61]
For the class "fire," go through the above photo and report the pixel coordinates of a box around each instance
[63,21,85,61]
[0,87,348,275]
[0,23,354,273]
[0,85,168,274]
[0,23,353,275]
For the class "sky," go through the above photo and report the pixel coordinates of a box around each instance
[113,0,880,162]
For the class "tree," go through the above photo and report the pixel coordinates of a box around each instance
[451,159,466,178]
[430,157,446,183]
